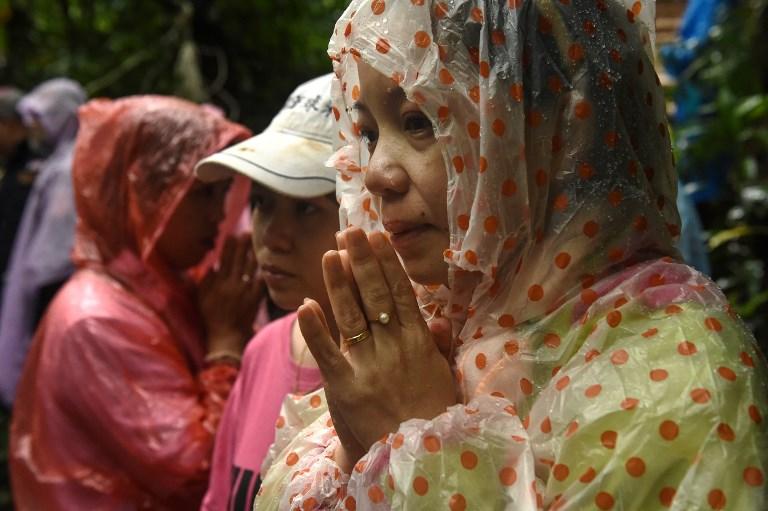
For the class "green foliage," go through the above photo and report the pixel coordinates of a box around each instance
[671,0,768,346]
[1,0,350,130]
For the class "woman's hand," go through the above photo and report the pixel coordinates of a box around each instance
[198,235,263,354]
[298,227,457,464]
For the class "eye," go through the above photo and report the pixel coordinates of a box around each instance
[193,185,218,199]
[359,127,378,152]
[250,193,266,210]
[360,128,378,143]
[213,181,231,199]
[403,111,433,137]
[296,201,320,216]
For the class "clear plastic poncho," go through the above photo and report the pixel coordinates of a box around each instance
[257,0,768,509]
[10,96,251,510]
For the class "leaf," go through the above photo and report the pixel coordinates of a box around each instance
[734,95,768,120]
[734,289,768,317]
[709,225,768,249]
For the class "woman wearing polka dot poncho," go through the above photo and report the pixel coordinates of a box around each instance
[255,0,768,509]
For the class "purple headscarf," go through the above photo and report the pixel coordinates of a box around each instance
[17,78,85,146]
[0,78,86,406]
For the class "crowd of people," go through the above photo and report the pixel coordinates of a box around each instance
[0,0,765,509]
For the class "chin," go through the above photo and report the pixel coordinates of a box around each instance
[267,287,304,312]
[402,259,449,288]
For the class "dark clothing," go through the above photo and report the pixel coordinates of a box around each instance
[0,141,34,293]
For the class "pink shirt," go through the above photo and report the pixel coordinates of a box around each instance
[201,312,323,511]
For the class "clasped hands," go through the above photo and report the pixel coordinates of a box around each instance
[199,235,263,354]
[297,227,457,473]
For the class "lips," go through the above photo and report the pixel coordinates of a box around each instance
[258,264,296,288]
[383,220,427,236]
[259,263,295,278]
[383,220,431,251]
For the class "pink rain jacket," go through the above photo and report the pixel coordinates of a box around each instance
[257,0,768,509]
[10,96,251,510]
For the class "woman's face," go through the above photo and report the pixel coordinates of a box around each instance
[26,116,52,154]
[0,118,27,158]
[250,183,339,311]
[155,179,230,270]
[355,62,450,287]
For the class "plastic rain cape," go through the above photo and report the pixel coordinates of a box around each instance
[10,96,251,510]
[257,0,768,509]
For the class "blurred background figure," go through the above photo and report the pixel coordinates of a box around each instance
[676,180,711,275]
[0,78,85,407]
[10,95,261,510]
[0,86,31,299]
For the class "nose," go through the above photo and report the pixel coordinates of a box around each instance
[363,135,410,199]
[260,210,294,253]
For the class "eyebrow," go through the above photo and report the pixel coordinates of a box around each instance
[352,85,407,112]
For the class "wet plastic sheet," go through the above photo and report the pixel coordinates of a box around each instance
[10,96,251,510]
[256,0,768,509]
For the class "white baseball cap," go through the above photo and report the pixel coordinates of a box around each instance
[195,74,336,198]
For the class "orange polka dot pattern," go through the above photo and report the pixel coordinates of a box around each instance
[256,390,337,508]
[258,263,768,510]
[254,0,768,508]
[329,0,680,341]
